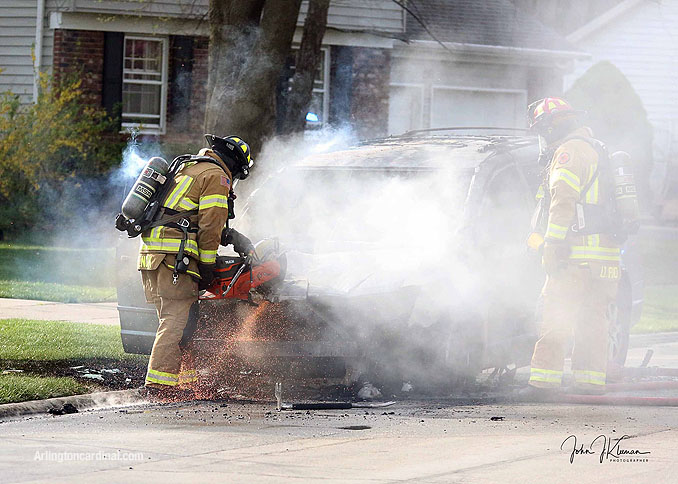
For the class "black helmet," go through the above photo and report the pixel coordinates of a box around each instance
[204,134,254,180]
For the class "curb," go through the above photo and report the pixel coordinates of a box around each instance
[0,389,145,420]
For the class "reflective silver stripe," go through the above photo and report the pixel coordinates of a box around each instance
[574,370,606,386]
[120,329,157,337]
[529,368,563,385]
[199,194,229,210]
[147,370,178,384]
[550,168,581,193]
[165,175,193,209]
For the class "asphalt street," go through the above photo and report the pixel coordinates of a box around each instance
[1,333,678,484]
[1,396,676,484]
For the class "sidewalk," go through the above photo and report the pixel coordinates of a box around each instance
[0,298,119,326]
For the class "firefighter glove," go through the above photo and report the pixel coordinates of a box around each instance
[542,242,570,275]
[198,263,216,291]
[221,228,255,256]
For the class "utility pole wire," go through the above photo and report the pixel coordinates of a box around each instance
[390,0,454,54]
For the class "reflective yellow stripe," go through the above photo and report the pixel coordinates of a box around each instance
[199,194,229,210]
[535,185,545,200]
[570,246,621,261]
[199,249,217,264]
[164,263,200,279]
[574,370,606,386]
[551,168,581,193]
[177,197,198,210]
[178,370,198,383]
[585,165,599,204]
[529,368,563,385]
[165,175,193,209]
[146,369,179,386]
[545,222,568,240]
[145,376,178,387]
[586,233,600,247]
[141,237,199,257]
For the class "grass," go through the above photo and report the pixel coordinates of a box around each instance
[0,242,115,303]
[0,318,146,404]
[0,281,116,303]
[0,374,88,405]
[0,318,132,361]
[633,285,678,334]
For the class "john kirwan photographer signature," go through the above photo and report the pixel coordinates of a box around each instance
[561,434,651,463]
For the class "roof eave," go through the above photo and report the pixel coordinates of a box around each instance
[567,0,644,44]
[402,39,590,61]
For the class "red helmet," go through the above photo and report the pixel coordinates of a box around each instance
[527,97,577,130]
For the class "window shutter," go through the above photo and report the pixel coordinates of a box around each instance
[169,36,194,130]
[103,32,124,124]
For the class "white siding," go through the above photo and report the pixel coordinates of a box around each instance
[564,0,678,161]
[68,0,404,33]
[0,0,54,103]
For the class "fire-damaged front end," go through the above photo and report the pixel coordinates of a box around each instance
[116,234,422,385]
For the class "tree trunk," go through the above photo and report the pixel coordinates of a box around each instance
[280,0,330,134]
[204,0,301,154]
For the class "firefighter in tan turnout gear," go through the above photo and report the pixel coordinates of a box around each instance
[523,98,621,399]
[138,134,254,396]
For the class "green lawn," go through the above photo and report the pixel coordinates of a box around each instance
[0,318,132,360]
[0,374,88,405]
[0,319,146,404]
[0,242,115,303]
[0,281,115,303]
[633,285,678,334]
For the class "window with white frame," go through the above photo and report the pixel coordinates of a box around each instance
[287,47,330,128]
[122,36,168,134]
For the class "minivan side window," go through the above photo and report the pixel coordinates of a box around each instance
[475,165,531,248]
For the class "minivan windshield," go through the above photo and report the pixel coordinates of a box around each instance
[238,166,474,251]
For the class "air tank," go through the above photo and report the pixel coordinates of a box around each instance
[609,151,640,234]
[121,156,169,221]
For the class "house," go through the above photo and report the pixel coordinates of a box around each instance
[0,0,580,141]
[562,0,678,167]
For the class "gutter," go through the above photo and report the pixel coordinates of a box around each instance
[33,0,45,102]
[402,39,590,61]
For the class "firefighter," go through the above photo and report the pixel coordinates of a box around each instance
[522,98,620,399]
[138,134,254,397]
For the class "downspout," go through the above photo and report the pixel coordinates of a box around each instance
[33,0,45,102]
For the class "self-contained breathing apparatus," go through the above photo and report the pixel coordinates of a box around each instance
[115,154,235,278]
[531,137,640,246]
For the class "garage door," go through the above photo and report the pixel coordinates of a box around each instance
[430,87,526,129]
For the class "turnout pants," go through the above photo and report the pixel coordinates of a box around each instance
[140,255,199,389]
[529,263,618,390]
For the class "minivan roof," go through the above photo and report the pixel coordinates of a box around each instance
[293,135,535,171]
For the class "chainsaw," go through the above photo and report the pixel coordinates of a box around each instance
[199,238,286,303]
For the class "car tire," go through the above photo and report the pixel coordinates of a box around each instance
[608,278,632,368]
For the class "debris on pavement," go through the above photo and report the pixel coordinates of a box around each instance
[357,383,382,400]
[48,403,79,416]
[490,416,505,421]
[401,382,413,393]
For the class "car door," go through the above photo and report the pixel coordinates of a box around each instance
[469,154,543,367]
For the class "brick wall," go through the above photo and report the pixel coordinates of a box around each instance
[53,29,104,105]
[350,47,390,139]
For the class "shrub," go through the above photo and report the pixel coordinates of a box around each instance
[565,61,654,205]
[0,73,124,234]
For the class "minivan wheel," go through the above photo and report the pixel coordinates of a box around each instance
[608,301,631,368]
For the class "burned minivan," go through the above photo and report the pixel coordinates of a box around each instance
[117,131,643,390]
